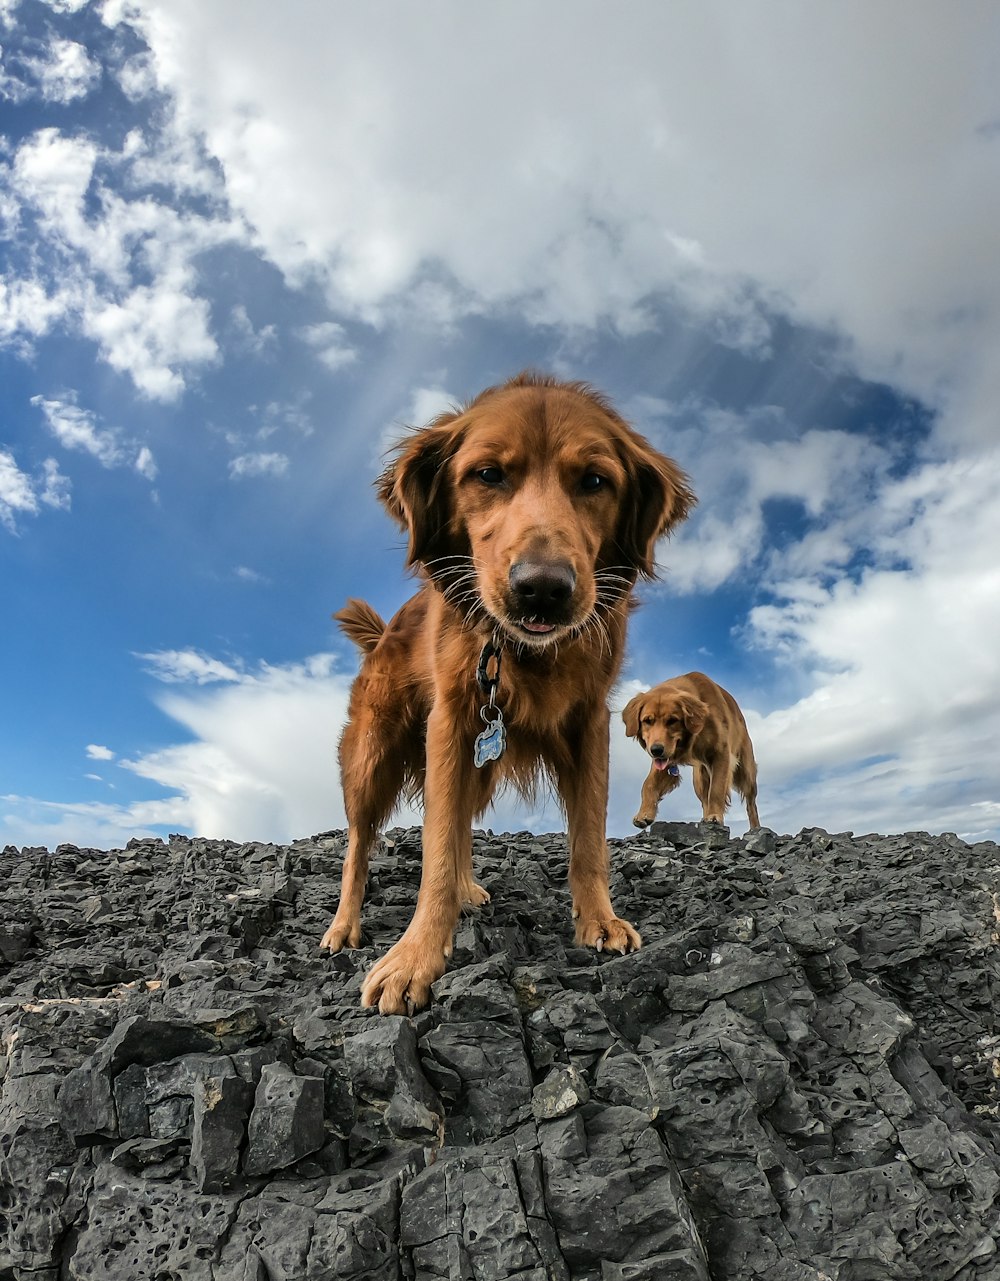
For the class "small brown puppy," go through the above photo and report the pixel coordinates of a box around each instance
[622,671,760,828]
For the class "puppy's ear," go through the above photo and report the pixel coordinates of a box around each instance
[615,433,696,579]
[679,695,708,737]
[377,414,467,572]
[622,694,645,739]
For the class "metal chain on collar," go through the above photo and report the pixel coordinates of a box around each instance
[473,635,506,768]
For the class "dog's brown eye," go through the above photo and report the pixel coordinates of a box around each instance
[666,716,680,726]
[476,467,504,486]
[580,472,605,492]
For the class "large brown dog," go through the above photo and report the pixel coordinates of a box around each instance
[322,372,695,1014]
[623,672,761,829]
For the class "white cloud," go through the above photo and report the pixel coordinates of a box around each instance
[37,398,124,466]
[31,393,157,480]
[38,456,71,509]
[735,448,1000,839]
[299,321,356,371]
[640,401,896,594]
[1,792,186,851]
[6,126,232,397]
[137,648,244,684]
[0,273,72,358]
[21,37,100,102]
[0,448,39,529]
[0,447,70,531]
[407,385,456,428]
[86,743,115,760]
[235,565,267,584]
[134,445,157,480]
[101,2,1000,447]
[378,383,457,458]
[117,653,356,841]
[0,648,662,848]
[230,304,277,356]
[229,451,288,479]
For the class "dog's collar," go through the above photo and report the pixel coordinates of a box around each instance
[475,635,503,696]
[474,635,506,768]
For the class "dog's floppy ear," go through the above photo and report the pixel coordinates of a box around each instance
[678,694,708,737]
[622,693,645,739]
[377,413,467,571]
[614,433,696,579]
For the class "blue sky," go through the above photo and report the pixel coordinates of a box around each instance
[2,0,999,848]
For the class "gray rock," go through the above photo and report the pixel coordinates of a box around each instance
[531,1064,590,1119]
[0,824,997,1278]
[242,1061,325,1175]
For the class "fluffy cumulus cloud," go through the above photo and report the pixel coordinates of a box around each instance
[3,113,233,397]
[636,400,898,594]
[2,652,358,848]
[107,2,1000,440]
[20,36,100,102]
[121,653,357,841]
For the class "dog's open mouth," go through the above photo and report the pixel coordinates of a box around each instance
[496,610,582,645]
[653,759,680,775]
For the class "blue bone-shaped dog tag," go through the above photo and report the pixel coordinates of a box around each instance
[474,717,506,768]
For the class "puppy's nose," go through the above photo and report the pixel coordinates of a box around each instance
[509,560,576,611]
[649,743,666,758]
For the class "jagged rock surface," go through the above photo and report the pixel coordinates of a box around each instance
[0,823,998,1279]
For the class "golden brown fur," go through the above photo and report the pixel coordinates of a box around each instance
[622,671,761,828]
[322,371,695,1014]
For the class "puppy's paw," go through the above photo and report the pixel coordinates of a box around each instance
[632,813,653,828]
[361,932,448,1015]
[575,915,642,954]
[320,913,361,952]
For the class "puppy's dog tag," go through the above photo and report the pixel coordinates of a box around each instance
[474,715,506,768]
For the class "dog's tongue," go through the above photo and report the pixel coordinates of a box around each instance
[522,621,555,634]
[653,759,673,772]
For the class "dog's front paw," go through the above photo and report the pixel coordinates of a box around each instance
[575,915,642,954]
[320,912,361,952]
[361,931,448,1015]
[461,880,491,909]
[632,812,654,828]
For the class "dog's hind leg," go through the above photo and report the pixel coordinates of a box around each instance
[735,754,761,828]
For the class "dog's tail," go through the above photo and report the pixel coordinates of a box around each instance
[333,598,386,654]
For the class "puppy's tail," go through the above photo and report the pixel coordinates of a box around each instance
[333,598,386,654]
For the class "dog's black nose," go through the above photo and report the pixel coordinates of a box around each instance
[509,560,576,611]
[649,743,665,758]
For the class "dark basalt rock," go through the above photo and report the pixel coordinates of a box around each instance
[0,824,997,1279]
